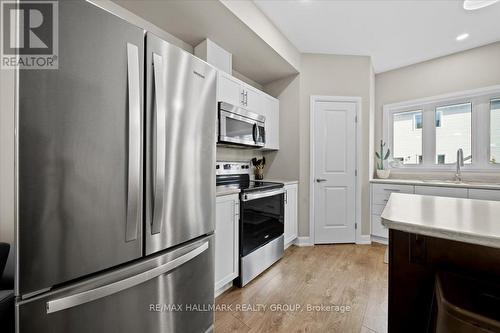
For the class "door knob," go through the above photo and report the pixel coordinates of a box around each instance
[316,178,327,183]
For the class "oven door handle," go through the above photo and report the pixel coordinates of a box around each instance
[242,188,285,201]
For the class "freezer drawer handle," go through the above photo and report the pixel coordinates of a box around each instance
[125,43,142,242]
[151,53,166,234]
[46,241,209,314]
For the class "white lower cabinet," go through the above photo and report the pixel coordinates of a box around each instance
[371,183,414,241]
[468,189,500,201]
[414,186,468,198]
[215,194,239,295]
[284,183,298,248]
[371,182,500,242]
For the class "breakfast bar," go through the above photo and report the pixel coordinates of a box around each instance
[382,193,500,333]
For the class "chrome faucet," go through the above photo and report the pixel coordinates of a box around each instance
[455,148,464,182]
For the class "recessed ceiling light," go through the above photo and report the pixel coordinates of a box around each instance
[463,0,499,10]
[456,33,469,41]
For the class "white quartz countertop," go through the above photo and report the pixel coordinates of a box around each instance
[216,186,240,197]
[381,193,500,249]
[263,179,299,185]
[371,178,500,190]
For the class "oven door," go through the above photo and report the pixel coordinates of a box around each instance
[240,189,285,257]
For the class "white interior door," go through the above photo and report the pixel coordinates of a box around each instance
[313,100,357,244]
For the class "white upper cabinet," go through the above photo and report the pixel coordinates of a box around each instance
[217,72,242,107]
[194,38,232,74]
[217,70,280,150]
[263,95,279,150]
[243,85,262,112]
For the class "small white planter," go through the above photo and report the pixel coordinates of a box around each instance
[376,169,391,179]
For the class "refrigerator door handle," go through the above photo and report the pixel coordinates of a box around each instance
[151,53,166,234]
[125,43,141,242]
[46,241,209,314]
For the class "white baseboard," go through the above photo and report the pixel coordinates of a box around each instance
[295,236,313,247]
[371,235,388,245]
[356,234,371,245]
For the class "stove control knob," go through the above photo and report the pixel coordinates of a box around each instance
[216,165,220,169]
[224,164,231,170]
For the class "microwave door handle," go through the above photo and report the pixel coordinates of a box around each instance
[151,53,166,234]
[252,123,257,142]
[125,43,141,242]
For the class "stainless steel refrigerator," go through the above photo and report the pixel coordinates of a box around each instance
[10,1,217,332]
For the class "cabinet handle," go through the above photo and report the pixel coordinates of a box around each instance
[383,189,400,192]
[241,90,245,106]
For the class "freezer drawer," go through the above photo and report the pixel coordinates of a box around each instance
[16,236,214,333]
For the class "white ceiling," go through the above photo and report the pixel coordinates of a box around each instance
[113,0,298,84]
[254,0,500,73]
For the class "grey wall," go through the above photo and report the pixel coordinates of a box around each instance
[375,41,500,178]
[300,54,373,237]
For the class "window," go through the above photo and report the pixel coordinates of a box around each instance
[392,110,422,164]
[414,113,422,130]
[491,99,500,164]
[435,103,472,164]
[436,110,442,127]
[383,85,500,170]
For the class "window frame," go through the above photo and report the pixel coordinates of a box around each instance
[383,85,500,172]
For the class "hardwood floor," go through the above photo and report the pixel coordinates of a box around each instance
[215,243,388,333]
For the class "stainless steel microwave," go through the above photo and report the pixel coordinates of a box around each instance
[218,102,265,148]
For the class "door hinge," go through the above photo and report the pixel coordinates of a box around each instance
[355,169,358,176]
[355,223,358,230]
[355,115,358,123]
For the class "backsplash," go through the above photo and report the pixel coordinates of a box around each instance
[216,147,256,162]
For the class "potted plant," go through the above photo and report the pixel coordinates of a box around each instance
[375,140,391,179]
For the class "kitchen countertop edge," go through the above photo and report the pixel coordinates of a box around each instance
[264,179,299,186]
[381,193,500,250]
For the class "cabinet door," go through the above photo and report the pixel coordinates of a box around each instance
[468,189,500,201]
[414,186,468,198]
[284,184,298,246]
[264,96,280,150]
[244,86,263,112]
[215,195,239,291]
[371,215,388,239]
[218,72,242,106]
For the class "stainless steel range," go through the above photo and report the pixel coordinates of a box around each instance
[216,162,284,287]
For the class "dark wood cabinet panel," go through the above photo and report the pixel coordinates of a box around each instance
[388,229,500,333]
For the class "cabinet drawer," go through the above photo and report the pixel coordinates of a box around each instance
[372,184,414,205]
[372,204,386,215]
[468,189,500,201]
[371,214,388,239]
[414,186,468,198]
